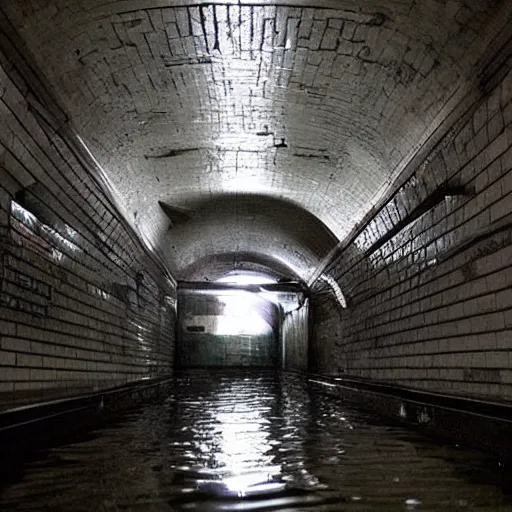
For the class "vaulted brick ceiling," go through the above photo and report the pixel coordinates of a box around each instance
[2,0,507,282]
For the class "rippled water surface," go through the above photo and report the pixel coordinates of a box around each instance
[2,370,512,511]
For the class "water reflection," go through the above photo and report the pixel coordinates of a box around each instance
[1,370,512,511]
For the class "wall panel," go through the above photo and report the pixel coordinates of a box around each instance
[0,47,176,409]
[311,67,512,401]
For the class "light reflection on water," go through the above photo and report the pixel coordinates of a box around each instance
[1,370,512,511]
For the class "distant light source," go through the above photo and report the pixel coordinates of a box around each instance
[215,293,272,336]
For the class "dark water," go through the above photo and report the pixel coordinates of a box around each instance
[1,370,512,511]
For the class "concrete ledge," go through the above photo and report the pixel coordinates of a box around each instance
[308,374,512,457]
[0,375,173,465]
[0,379,170,413]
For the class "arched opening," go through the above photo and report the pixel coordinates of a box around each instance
[176,275,309,370]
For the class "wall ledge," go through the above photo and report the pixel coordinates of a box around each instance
[308,373,512,457]
[0,375,173,465]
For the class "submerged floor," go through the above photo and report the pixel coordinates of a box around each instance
[1,370,512,511]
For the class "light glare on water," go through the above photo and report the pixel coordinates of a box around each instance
[1,370,512,511]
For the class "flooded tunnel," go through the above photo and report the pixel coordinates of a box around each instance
[177,279,309,370]
[1,0,512,509]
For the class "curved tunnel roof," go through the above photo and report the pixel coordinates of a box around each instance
[3,0,509,282]
[160,194,338,281]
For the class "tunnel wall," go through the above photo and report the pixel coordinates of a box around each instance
[309,294,339,375]
[178,331,277,367]
[311,67,512,401]
[0,54,176,407]
[282,301,309,372]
